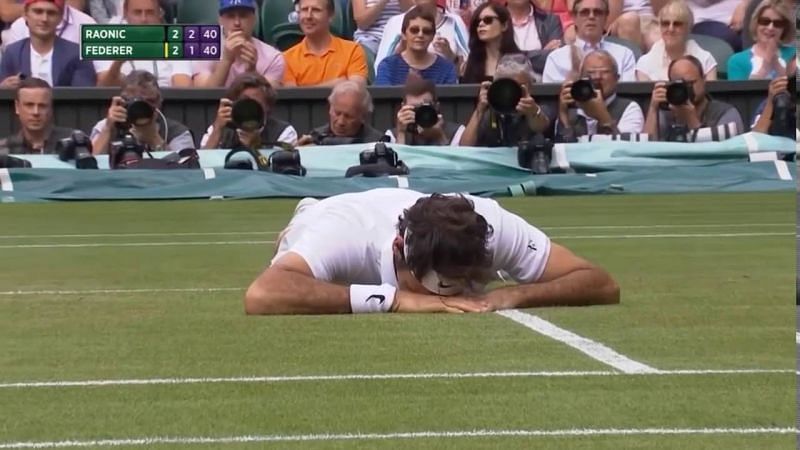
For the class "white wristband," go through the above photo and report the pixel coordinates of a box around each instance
[349,283,396,314]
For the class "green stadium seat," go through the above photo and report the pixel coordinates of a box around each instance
[360,43,375,85]
[176,0,218,24]
[273,23,305,51]
[603,35,642,61]
[261,0,300,46]
[689,34,734,80]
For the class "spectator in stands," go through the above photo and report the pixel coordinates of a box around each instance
[461,3,522,83]
[548,0,576,44]
[644,55,744,141]
[388,74,466,144]
[352,0,408,56]
[376,0,469,74]
[686,0,747,53]
[605,0,661,52]
[555,49,643,141]
[297,80,386,145]
[751,60,796,139]
[88,0,124,23]
[193,0,285,88]
[3,0,94,46]
[0,76,74,154]
[0,0,96,87]
[506,0,563,79]
[283,0,368,87]
[90,70,194,154]
[201,72,297,150]
[375,7,458,85]
[636,0,717,81]
[542,0,636,82]
[95,0,191,87]
[726,0,795,80]
[460,54,550,146]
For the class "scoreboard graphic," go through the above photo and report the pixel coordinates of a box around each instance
[80,25,222,60]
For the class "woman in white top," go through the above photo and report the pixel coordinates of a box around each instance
[635,0,717,80]
[353,0,409,55]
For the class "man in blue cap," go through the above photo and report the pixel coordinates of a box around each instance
[193,0,286,88]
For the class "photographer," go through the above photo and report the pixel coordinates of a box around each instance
[296,80,386,146]
[644,55,744,142]
[90,70,195,154]
[459,54,551,147]
[201,72,297,150]
[387,75,465,146]
[0,76,74,154]
[751,70,797,139]
[556,50,643,142]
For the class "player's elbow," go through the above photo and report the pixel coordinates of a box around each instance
[244,278,282,315]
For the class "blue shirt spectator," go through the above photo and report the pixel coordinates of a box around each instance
[375,53,458,85]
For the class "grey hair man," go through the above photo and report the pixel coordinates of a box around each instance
[297,80,387,145]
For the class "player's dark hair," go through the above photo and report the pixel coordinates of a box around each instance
[226,72,278,107]
[15,77,52,99]
[398,194,494,281]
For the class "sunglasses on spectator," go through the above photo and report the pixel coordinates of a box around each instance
[478,16,500,25]
[407,26,435,35]
[659,20,684,28]
[757,17,787,27]
[576,8,607,17]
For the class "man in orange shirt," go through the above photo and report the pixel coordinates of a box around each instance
[283,0,368,86]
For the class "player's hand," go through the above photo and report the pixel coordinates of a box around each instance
[393,291,489,313]
[0,74,22,89]
[296,135,314,146]
[214,98,233,128]
[106,96,128,125]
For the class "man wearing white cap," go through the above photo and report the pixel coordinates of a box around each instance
[244,188,619,315]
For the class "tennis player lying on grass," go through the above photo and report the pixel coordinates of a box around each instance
[245,188,619,314]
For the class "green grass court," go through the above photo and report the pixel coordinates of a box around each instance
[0,192,794,449]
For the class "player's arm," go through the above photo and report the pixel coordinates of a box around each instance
[244,252,487,315]
[486,243,620,310]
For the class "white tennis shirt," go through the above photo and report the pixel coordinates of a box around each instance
[271,188,552,289]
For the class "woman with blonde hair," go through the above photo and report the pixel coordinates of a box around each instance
[726,0,796,80]
[635,0,717,81]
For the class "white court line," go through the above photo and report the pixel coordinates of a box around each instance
[496,310,658,374]
[0,232,791,249]
[0,223,791,240]
[0,369,791,389]
[0,427,794,448]
[0,287,243,296]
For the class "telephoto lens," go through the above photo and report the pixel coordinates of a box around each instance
[414,103,439,129]
[231,98,265,131]
[487,78,523,114]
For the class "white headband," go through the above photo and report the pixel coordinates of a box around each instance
[403,227,466,296]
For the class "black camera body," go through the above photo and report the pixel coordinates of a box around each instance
[229,98,265,131]
[110,133,147,169]
[309,129,361,146]
[56,130,97,169]
[517,134,553,175]
[118,98,155,130]
[412,103,439,130]
[488,78,523,115]
[346,142,409,177]
[770,76,797,139]
[268,149,307,176]
[570,78,597,103]
[663,80,694,108]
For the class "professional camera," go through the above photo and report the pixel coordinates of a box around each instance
[517,134,553,175]
[110,133,147,169]
[487,78,523,115]
[309,129,361,146]
[229,98,265,132]
[56,130,97,169]
[413,103,439,129]
[346,142,409,177]
[770,75,797,139]
[570,78,596,103]
[268,149,307,176]
[117,97,155,130]
[665,80,693,106]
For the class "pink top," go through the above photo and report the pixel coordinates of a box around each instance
[193,38,286,87]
